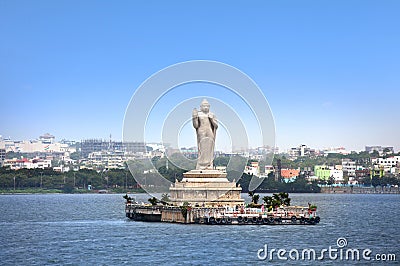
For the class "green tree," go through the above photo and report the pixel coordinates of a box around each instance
[371,176,381,188]
[160,193,170,205]
[253,194,260,204]
[62,184,75,193]
[214,156,229,166]
[148,197,158,205]
[70,152,80,160]
[263,192,291,209]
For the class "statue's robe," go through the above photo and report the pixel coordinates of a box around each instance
[193,112,217,170]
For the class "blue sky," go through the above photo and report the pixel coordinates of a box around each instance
[0,1,399,152]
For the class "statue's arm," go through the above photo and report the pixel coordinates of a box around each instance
[192,108,199,129]
[209,113,218,129]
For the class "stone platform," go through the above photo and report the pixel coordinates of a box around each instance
[169,169,244,207]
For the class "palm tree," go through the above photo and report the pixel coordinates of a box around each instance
[248,191,260,205]
[263,193,291,209]
[148,197,158,205]
[279,192,291,206]
[262,195,272,206]
[252,194,260,205]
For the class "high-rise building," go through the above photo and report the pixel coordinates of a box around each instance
[81,139,108,157]
[80,139,147,158]
[0,148,5,167]
[342,159,356,177]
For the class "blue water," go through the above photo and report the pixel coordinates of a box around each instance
[0,193,399,265]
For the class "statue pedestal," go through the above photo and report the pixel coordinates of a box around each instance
[169,170,244,207]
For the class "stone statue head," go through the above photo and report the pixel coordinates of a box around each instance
[200,99,210,113]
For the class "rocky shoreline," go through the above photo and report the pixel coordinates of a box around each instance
[320,186,400,194]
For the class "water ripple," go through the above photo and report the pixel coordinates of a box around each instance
[0,193,399,265]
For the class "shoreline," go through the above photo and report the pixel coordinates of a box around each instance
[0,188,145,195]
[1,188,399,195]
[320,186,400,194]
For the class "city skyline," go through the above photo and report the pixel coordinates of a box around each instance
[0,132,397,154]
[1,1,399,151]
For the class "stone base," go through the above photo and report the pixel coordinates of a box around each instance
[183,169,228,178]
[169,169,244,207]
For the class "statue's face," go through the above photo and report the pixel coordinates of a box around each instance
[200,103,210,113]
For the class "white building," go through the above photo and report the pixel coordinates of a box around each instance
[85,151,127,169]
[146,143,166,153]
[265,165,274,176]
[0,134,76,156]
[331,169,344,182]
[288,144,315,159]
[372,156,400,167]
[3,158,52,170]
[244,161,260,176]
[372,156,400,173]
[322,147,351,156]
[342,159,356,177]
[39,133,55,144]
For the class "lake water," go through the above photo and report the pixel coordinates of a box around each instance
[0,193,399,265]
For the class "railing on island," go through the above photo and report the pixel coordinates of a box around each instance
[125,203,320,225]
